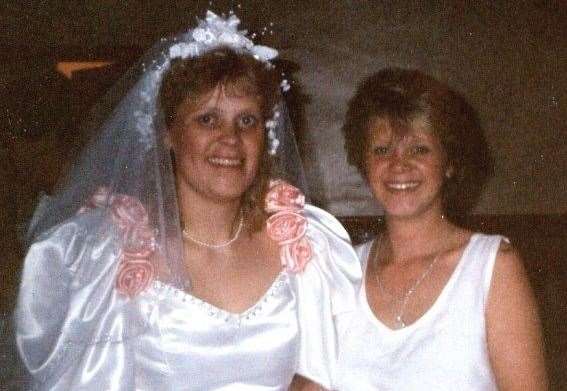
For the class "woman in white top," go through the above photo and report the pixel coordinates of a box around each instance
[332,68,547,390]
[14,12,360,390]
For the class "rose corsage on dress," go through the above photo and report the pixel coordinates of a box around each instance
[265,179,313,273]
[78,187,156,298]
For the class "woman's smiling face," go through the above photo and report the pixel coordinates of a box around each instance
[168,84,265,204]
[364,116,450,220]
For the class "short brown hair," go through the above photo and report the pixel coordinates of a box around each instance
[342,68,493,220]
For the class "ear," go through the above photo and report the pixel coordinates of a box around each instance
[164,131,173,149]
[445,166,455,179]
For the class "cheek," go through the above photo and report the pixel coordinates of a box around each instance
[174,130,204,156]
[424,158,447,183]
[363,160,387,199]
[363,154,384,180]
[244,131,265,160]
[361,149,373,175]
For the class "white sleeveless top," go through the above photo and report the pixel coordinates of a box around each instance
[333,233,503,391]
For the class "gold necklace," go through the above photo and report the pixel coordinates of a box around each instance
[373,240,441,328]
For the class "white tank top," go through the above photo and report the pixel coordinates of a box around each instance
[333,233,503,390]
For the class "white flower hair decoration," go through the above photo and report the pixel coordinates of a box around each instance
[169,11,279,63]
[166,11,285,155]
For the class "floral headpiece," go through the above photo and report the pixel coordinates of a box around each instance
[168,11,278,63]
[167,11,285,155]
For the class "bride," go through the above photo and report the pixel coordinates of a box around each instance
[14,11,360,390]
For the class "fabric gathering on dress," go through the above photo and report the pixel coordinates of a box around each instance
[17,205,359,390]
[13,11,362,391]
[333,233,502,391]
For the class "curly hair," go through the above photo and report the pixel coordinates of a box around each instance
[342,68,493,220]
[158,47,282,230]
[159,47,281,127]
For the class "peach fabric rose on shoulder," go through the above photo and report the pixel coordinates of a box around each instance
[265,179,312,274]
[123,225,157,259]
[77,186,114,214]
[265,179,305,213]
[111,194,150,233]
[266,211,307,245]
[110,195,156,297]
[78,187,156,298]
[116,258,155,298]
[280,237,313,273]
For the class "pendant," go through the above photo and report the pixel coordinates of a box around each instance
[396,315,406,328]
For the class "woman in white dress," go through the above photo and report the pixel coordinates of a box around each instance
[14,12,360,390]
[333,68,547,390]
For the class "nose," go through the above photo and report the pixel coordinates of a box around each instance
[218,121,240,145]
[388,146,410,172]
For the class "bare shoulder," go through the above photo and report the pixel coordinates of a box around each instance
[497,235,514,252]
[486,236,548,390]
[440,227,475,266]
[491,237,527,284]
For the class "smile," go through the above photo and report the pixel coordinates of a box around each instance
[385,181,419,190]
[208,157,243,167]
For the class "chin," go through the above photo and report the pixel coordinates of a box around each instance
[384,199,443,220]
[380,194,434,217]
[208,178,255,201]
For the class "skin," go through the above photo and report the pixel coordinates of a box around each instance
[167,84,281,314]
[290,376,323,391]
[364,116,448,221]
[360,116,547,390]
[168,85,265,208]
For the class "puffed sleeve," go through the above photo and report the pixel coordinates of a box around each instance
[294,204,362,389]
[15,212,145,390]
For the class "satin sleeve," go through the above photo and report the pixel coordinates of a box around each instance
[294,204,362,389]
[14,212,146,390]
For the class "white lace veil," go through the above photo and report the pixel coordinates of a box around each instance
[24,11,307,291]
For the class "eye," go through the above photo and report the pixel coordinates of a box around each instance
[238,114,259,129]
[196,113,216,127]
[372,145,390,155]
[410,145,430,155]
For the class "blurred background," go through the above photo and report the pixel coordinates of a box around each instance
[1,1,565,388]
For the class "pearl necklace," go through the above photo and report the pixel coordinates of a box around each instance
[182,214,244,249]
[373,241,441,328]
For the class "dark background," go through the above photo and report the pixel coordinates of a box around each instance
[1,1,565,389]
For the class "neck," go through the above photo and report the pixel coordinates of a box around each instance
[177,183,243,243]
[383,207,453,262]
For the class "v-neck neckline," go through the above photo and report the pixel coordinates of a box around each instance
[359,233,479,334]
[152,269,288,321]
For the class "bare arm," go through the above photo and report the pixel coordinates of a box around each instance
[486,243,548,390]
[289,375,326,391]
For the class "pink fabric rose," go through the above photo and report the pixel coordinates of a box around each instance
[266,211,307,244]
[77,186,114,214]
[116,258,155,298]
[280,236,312,273]
[110,194,149,233]
[123,225,156,259]
[265,179,305,213]
[264,178,313,274]
[88,186,113,206]
[79,187,156,297]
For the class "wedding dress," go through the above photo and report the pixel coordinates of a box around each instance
[14,11,361,390]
